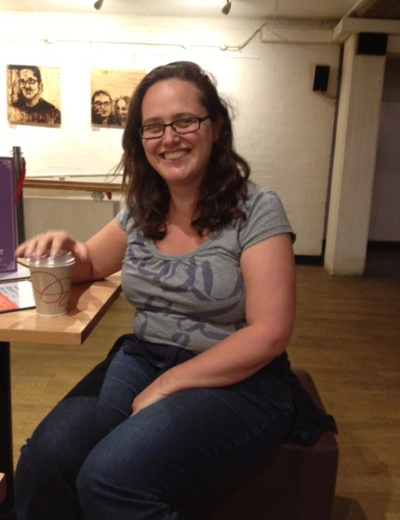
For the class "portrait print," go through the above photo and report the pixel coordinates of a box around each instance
[90,69,146,128]
[7,65,61,127]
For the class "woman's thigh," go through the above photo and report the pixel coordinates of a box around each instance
[77,368,294,508]
[16,350,160,483]
[94,349,159,431]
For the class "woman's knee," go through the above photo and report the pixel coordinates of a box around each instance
[18,397,98,476]
[76,442,132,506]
[77,452,175,520]
[76,415,169,502]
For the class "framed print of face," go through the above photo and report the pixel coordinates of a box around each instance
[7,65,61,127]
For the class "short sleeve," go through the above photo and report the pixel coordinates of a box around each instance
[238,187,295,251]
[116,207,131,231]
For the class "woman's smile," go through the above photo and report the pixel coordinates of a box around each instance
[161,149,190,161]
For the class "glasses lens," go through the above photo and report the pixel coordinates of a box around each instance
[172,118,200,134]
[141,124,163,138]
[19,78,37,86]
[140,117,207,139]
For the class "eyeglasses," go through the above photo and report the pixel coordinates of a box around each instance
[139,115,210,140]
[93,101,111,108]
[18,78,38,86]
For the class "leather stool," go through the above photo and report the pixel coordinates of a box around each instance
[175,370,338,520]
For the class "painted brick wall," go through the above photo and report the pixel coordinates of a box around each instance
[0,12,341,254]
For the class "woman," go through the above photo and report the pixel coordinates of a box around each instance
[114,95,130,126]
[15,61,335,520]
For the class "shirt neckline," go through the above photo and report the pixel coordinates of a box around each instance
[147,231,218,260]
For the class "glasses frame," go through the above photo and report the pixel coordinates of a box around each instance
[139,115,210,140]
[18,78,38,87]
[93,101,112,108]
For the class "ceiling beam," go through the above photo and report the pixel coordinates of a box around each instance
[342,0,379,19]
[333,17,400,42]
[260,16,400,45]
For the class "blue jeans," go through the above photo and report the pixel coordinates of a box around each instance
[15,337,294,520]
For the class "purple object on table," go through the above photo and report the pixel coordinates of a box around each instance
[0,157,17,274]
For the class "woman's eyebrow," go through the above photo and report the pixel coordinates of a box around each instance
[142,112,198,125]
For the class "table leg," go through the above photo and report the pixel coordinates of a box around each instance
[0,342,15,517]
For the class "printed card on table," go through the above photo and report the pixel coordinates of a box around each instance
[0,280,35,313]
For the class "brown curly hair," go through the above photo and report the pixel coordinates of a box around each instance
[117,61,251,239]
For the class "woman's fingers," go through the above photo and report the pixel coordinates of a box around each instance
[15,230,75,259]
[48,233,75,259]
[15,234,43,258]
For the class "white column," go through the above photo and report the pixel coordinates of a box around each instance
[324,34,386,275]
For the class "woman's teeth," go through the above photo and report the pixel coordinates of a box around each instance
[163,151,188,160]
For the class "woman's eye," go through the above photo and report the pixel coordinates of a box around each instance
[147,125,162,133]
[175,118,195,128]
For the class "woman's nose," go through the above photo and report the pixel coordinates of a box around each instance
[162,125,180,144]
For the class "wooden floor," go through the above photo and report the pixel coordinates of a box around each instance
[9,249,400,520]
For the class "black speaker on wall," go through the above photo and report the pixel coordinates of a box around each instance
[357,33,388,55]
[312,65,330,92]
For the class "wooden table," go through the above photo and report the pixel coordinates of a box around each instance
[0,274,121,518]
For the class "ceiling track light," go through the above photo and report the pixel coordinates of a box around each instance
[222,0,232,15]
[94,0,104,10]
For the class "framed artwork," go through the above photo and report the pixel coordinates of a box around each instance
[7,65,61,127]
[91,69,146,127]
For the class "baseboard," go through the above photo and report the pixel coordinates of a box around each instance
[294,255,323,266]
[367,241,400,251]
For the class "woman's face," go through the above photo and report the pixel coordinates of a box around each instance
[116,99,129,124]
[140,79,219,191]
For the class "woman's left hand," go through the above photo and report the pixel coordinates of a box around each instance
[131,379,171,415]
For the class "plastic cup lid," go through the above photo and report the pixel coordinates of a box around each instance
[27,250,76,268]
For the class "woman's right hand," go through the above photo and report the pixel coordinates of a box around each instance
[15,230,89,264]
[15,219,126,283]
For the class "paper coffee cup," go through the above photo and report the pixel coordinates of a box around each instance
[27,250,75,317]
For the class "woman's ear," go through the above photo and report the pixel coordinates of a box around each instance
[212,115,223,142]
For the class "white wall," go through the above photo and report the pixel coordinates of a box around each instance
[24,197,121,242]
[0,11,341,255]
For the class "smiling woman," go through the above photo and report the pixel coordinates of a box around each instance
[13,60,336,520]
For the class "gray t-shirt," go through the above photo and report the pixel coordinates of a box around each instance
[116,183,294,353]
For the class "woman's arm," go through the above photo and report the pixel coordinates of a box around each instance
[15,218,127,283]
[132,232,296,413]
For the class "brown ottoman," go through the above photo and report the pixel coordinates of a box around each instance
[175,370,338,520]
